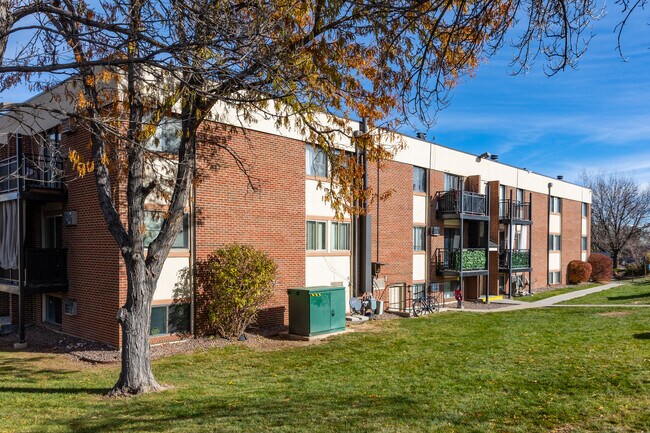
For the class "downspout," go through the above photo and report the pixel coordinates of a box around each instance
[191,135,197,338]
[528,192,533,295]
[16,133,26,347]
[547,183,553,285]
[508,189,513,299]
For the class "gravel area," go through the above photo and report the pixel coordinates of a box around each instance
[454,300,511,310]
[0,323,341,365]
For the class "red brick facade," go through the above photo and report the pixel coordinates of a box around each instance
[1,120,591,347]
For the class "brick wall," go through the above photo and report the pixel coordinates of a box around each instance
[561,198,584,280]
[367,159,414,298]
[60,129,122,347]
[193,125,306,334]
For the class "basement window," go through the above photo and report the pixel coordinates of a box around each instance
[548,271,561,285]
[150,303,190,336]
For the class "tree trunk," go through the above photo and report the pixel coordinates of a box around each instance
[108,258,165,396]
[612,250,619,269]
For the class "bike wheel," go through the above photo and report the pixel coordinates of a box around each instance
[430,297,440,313]
[412,298,424,317]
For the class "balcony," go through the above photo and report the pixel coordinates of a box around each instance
[435,248,488,275]
[499,200,531,222]
[499,249,531,270]
[0,248,68,294]
[0,154,67,201]
[435,190,488,219]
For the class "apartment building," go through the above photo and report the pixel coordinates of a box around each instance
[0,93,591,347]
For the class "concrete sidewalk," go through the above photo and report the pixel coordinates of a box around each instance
[449,281,624,314]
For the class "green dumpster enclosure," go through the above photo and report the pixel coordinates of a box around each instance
[287,286,346,337]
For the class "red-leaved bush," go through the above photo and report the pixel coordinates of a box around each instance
[567,260,592,284]
[588,254,613,282]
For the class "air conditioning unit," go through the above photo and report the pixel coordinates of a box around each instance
[429,226,441,236]
[63,299,77,316]
[61,118,78,134]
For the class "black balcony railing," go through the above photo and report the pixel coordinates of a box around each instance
[499,249,531,269]
[0,249,68,290]
[436,190,487,216]
[499,200,531,221]
[24,248,68,288]
[0,154,65,194]
[435,248,487,272]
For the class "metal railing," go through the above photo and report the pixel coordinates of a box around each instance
[499,200,531,220]
[499,249,531,269]
[0,249,67,289]
[435,190,487,216]
[0,154,65,194]
[435,247,487,272]
[24,248,68,288]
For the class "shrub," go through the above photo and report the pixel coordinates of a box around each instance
[196,244,277,338]
[588,254,613,282]
[566,260,592,284]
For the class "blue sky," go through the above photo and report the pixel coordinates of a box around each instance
[416,8,650,186]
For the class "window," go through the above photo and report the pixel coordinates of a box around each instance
[331,222,350,251]
[150,303,191,336]
[548,271,561,284]
[45,295,62,325]
[444,173,463,191]
[306,221,326,250]
[413,166,426,192]
[516,189,524,203]
[145,117,181,153]
[582,203,588,218]
[442,280,459,299]
[413,227,425,251]
[549,234,561,251]
[306,144,328,177]
[581,237,588,251]
[144,212,189,248]
[499,185,507,217]
[412,283,425,301]
[550,196,562,213]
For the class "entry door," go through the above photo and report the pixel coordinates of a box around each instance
[43,215,63,249]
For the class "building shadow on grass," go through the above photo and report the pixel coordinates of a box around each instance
[607,292,650,302]
[0,386,108,394]
[633,332,650,340]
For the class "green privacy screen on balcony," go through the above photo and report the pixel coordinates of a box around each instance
[459,249,487,271]
[511,251,530,268]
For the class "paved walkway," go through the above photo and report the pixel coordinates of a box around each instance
[444,281,627,314]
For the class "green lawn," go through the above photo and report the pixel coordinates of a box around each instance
[516,283,600,302]
[561,279,650,305]
[1,308,649,432]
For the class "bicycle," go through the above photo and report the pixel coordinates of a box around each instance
[412,290,440,316]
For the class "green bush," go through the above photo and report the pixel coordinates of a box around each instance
[624,263,645,277]
[196,244,277,338]
[567,260,592,284]
[588,254,613,282]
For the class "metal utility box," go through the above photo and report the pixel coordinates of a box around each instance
[287,286,346,337]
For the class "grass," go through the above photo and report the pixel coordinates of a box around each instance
[515,283,600,302]
[561,279,650,305]
[1,308,649,432]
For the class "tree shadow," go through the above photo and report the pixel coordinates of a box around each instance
[633,332,650,340]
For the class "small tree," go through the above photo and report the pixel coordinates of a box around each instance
[196,244,277,339]
[566,260,592,284]
[588,254,613,283]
